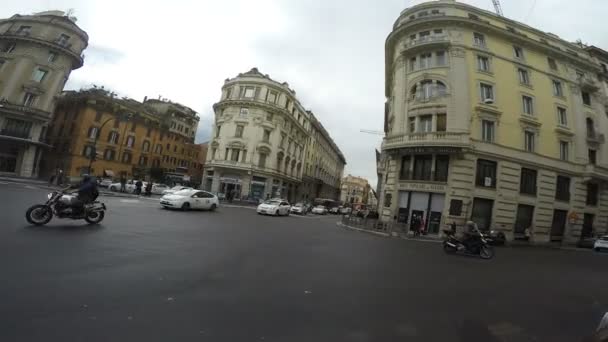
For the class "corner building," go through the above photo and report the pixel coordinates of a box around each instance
[0,11,88,177]
[379,0,608,243]
[204,68,345,203]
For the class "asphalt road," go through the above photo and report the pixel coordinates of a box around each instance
[0,182,607,342]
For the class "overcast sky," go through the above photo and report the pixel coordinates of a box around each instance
[3,0,607,186]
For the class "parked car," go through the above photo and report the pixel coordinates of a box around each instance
[257,199,291,216]
[329,206,340,214]
[162,185,192,195]
[108,180,147,193]
[339,207,352,215]
[290,203,307,215]
[577,236,597,249]
[594,235,608,252]
[150,183,170,195]
[311,205,328,215]
[159,189,218,211]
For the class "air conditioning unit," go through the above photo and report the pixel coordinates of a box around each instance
[484,98,494,104]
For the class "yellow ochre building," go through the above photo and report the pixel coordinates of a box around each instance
[378,0,608,244]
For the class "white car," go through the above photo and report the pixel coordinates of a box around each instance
[160,189,219,211]
[594,235,608,252]
[108,180,147,193]
[162,185,192,195]
[290,203,307,215]
[311,205,328,215]
[339,207,352,215]
[151,183,170,195]
[257,199,291,216]
[98,178,113,188]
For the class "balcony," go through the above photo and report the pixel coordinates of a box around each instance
[404,35,450,53]
[383,132,470,152]
[587,132,605,145]
[583,164,608,182]
[578,75,600,92]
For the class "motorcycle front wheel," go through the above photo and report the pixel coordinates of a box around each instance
[479,245,495,259]
[26,205,53,226]
[84,210,105,224]
[443,241,457,254]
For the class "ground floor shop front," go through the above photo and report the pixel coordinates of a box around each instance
[0,140,45,178]
[203,166,301,203]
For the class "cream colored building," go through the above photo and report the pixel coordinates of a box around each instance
[340,175,370,205]
[378,0,608,243]
[0,11,88,177]
[203,68,345,203]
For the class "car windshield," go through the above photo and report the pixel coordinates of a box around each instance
[265,200,281,205]
[173,189,195,196]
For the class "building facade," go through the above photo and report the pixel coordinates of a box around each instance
[42,88,201,183]
[340,175,370,205]
[0,11,88,177]
[378,0,608,243]
[203,68,345,203]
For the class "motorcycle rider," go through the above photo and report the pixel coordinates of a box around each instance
[461,221,479,251]
[71,175,99,216]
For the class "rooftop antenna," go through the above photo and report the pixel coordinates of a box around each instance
[492,0,503,16]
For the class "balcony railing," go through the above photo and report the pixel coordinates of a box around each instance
[405,35,449,49]
[0,128,31,139]
[383,132,470,151]
[409,90,450,104]
[584,164,608,181]
[586,132,605,144]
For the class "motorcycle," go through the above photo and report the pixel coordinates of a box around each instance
[25,190,106,226]
[442,223,495,259]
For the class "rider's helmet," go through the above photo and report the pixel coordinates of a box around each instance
[82,174,91,182]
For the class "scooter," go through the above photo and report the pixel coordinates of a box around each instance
[442,223,495,259]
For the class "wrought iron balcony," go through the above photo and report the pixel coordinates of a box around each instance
[383,131,470,152]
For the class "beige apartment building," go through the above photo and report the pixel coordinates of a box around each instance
[0,11,88,177]
[203,68,345,203]
[378,0,608,243]
[340,175,370,205]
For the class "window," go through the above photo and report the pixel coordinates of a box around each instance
[419,115,432,132]
[477,56,490,72]
[258,153,267,168]
[31,68,47,82]
[589,149,597,165]
[399,156,411,180]
[482,120,495,142]
[419,30,430,37]
[94,111,102,122]
[435,155,449,182]
[587,183,599,206]
[142,141,150,152]
[266,91,278,104]
[241,86,255,98]
[285,99,291,110]
[87,126,99,139]
[419,53,432,68]
[476,159,497,188]
[107,131,119,144]
[513,46,524,59]
[449,200,463,216]
[126,136,135,148]
[122,152,132,163]
[522,96,534,115]
[436,51,446,66]
[582,92,591,106]
[235,125,244,138]
[47,51,57,63]
[409,57,416,71]
[231,149,240,162]
[413,155,432,181]
[82,145,94,158]
[174,145,177,152]
[559,140,569,161]
[557,107,567,126]
[215,125,221,138]
[480,83,494,102]
[57,34,70,46]
[239,108,249,117]
[518,69,530,85]
[155,144,162,154]
[225,87,233,99]
[520,168,537,195]
[524,131,535,152]
[104,149,115,161]
[409,117,416,133]
[602,63,608,73]
[139,156,148,166]
[433,28,443,34]
[263,129,271,142]
[552,80,563,97]
[586,118,595,138]
[473,33,486,47]
[16,25,31,35]
[547,57,558,70]
[23,92,36,107]
[555,176,570,201]
[436,114,446,132]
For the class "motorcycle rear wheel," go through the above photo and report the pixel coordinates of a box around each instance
[479,245,495,259]
[26,205,53,226]
[84,210,105,224]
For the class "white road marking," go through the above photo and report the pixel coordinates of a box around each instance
[24,185,38,190]
[119,199,140,203]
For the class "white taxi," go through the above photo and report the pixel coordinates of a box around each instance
[257,199,291,216]
[160,189,219,211]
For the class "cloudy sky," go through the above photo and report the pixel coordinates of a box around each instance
[3,0,607,186]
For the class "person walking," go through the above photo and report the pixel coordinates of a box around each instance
[135,180,143,195]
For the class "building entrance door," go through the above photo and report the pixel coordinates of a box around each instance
[550,209,568,242]
[514,204,534,240]
[582,213,594,238]
[471,198,493,231]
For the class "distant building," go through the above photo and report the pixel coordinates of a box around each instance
[42,89,201,183]
[0,11,88,177]
[340,175,372,206]
[203,68,345,203]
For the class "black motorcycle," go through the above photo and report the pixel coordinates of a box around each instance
[25,190,106,226]
[442,226,495,259]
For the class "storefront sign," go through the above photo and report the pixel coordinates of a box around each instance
[400,147,462,154]
[398,182,446,192]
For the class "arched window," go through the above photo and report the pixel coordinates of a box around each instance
[410,80,447,100]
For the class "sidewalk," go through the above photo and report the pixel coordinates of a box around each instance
[0,175,49,185]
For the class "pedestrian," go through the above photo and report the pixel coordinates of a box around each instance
[145,182,152,196]
[49,174,56,185]
[120,177,127,193]
[135,180,143,195]
[56,170,64,186]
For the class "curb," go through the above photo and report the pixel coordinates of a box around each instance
[337,222,390,237]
